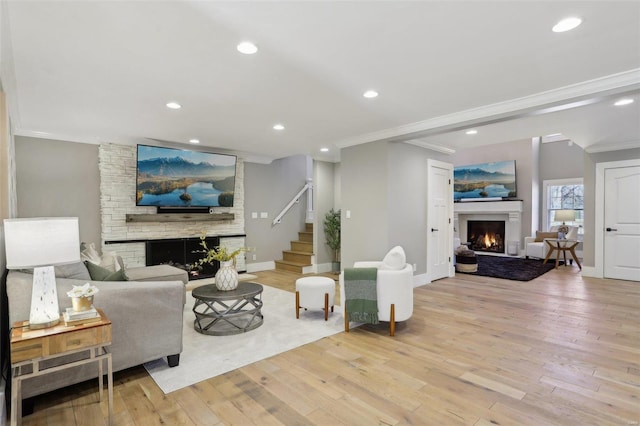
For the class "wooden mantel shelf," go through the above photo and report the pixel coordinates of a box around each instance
[126,213,234,223]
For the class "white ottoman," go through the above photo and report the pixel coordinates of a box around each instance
[295,276,336,321]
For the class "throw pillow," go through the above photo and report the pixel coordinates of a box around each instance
[85,261,128,281]
[80,242,102,264]
[380,246,406,270]
[100,251,122,272]
[81,242,121,272]
[535,231,559,242]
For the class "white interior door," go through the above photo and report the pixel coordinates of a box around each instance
[427,159,453,281]
[604,165,640,281]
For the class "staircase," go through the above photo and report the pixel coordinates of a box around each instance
[275,223,314,273]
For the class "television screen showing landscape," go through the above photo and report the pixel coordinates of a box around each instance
[453,160,516,201]
[136,145,237,207]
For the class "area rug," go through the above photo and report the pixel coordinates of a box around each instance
[144,284,345,394]
[457,255,559,281]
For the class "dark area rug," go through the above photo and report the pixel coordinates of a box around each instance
[457,255,560,281]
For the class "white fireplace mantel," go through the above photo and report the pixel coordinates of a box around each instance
[453,200,523,214]
[454,200,524,255]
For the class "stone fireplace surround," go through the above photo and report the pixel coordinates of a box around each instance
[99,144,246,269]
[454,200,523,257]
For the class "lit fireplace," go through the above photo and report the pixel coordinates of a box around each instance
[467,220,506,253]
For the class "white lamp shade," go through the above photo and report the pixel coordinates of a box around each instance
[554,210,575,222]
[4,217,81,269]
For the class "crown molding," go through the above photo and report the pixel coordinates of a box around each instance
[335,69,640,149]
[585,140,640,153]
[404,140,456,155]
[13,129,104,145]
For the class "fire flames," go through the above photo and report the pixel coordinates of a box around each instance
[483,233,497,248]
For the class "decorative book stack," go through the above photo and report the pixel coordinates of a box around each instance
[63,306,100,326]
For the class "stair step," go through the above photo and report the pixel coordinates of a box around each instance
[291,240,313,253]
[298,231,313,243]
[275,260,307,273]
[305,223,313,232]
[283,250,313,264]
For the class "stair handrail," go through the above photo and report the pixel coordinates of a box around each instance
[273,180,313,225]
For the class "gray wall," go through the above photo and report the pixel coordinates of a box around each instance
[582,147,640,267]
[244,155,308,265]
[341,141,389,269]
[451,139,536,244]
[340,140,448,274]
[539,141,585,181]
[314,160,335,265]
[14,137,100,245]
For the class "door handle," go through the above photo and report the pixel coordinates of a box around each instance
[431,228,438,232]
[606,227,618,232]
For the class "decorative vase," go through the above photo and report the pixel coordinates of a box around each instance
[215,260,239,291]
[71,295,94,312]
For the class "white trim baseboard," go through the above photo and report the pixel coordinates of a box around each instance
[414,272,430,287]
[581,266,598,278]
[246,261,275,273]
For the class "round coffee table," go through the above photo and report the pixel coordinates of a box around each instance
[192,282,264,336]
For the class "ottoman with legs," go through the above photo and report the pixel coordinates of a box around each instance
[295,276,336,321]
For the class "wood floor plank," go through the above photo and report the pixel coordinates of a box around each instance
[18,267,640,425]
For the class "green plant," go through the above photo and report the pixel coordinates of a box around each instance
[194,236,249,266]
[324,208,341,262]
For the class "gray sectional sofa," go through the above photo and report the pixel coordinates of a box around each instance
[6,262,187,400]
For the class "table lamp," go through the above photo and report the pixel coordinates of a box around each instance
[554,209,575,237]
[3,217,80,329]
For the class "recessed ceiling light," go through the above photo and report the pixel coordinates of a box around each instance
[189,139,200,144]
[320,148,329,152]
[466,129,478,135]
[614,98,634,106]
[166,102,181,109]
[237,41,258,55]
[273,124,285,130]
[552,17,582,33]
[363,90,379,98]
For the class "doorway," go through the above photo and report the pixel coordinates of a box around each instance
[427,159,454,281]
[595,159,640,281]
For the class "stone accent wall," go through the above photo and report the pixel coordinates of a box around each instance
[99,143,245,267]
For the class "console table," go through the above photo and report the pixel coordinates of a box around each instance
[10,309,113,426]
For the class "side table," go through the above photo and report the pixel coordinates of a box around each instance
[543,238,582,270]
[10,309,113,426]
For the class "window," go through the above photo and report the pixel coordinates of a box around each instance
[543,178,584,239]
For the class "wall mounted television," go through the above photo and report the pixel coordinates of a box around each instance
[136,144,237,208]
[453,160,517,201]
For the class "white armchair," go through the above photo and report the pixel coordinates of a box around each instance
[525,225,578,261]
[339,246,414,336]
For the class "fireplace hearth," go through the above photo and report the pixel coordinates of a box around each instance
[467,220,506,253]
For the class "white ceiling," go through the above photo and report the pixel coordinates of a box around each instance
[2,1,639,163]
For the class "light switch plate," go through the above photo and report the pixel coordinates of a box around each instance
[251,212,258,219]
[260,212,268,218]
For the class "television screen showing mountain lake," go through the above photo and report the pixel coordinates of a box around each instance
[454,184,512,200]
[139,182,222,206]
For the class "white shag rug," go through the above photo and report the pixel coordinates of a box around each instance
[144,284,345,394]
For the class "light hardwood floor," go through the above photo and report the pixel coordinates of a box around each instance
[20,266,640,425]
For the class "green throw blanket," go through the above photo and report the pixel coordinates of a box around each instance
[344,267,379,324]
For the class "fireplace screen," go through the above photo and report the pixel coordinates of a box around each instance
[467,220,506,253]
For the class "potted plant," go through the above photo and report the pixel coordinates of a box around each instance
[324,208,341,273]
[195,237,249,291]
[67,283,99,312]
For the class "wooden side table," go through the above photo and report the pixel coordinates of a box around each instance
[543,238,582,270]
[10,309,113,426]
